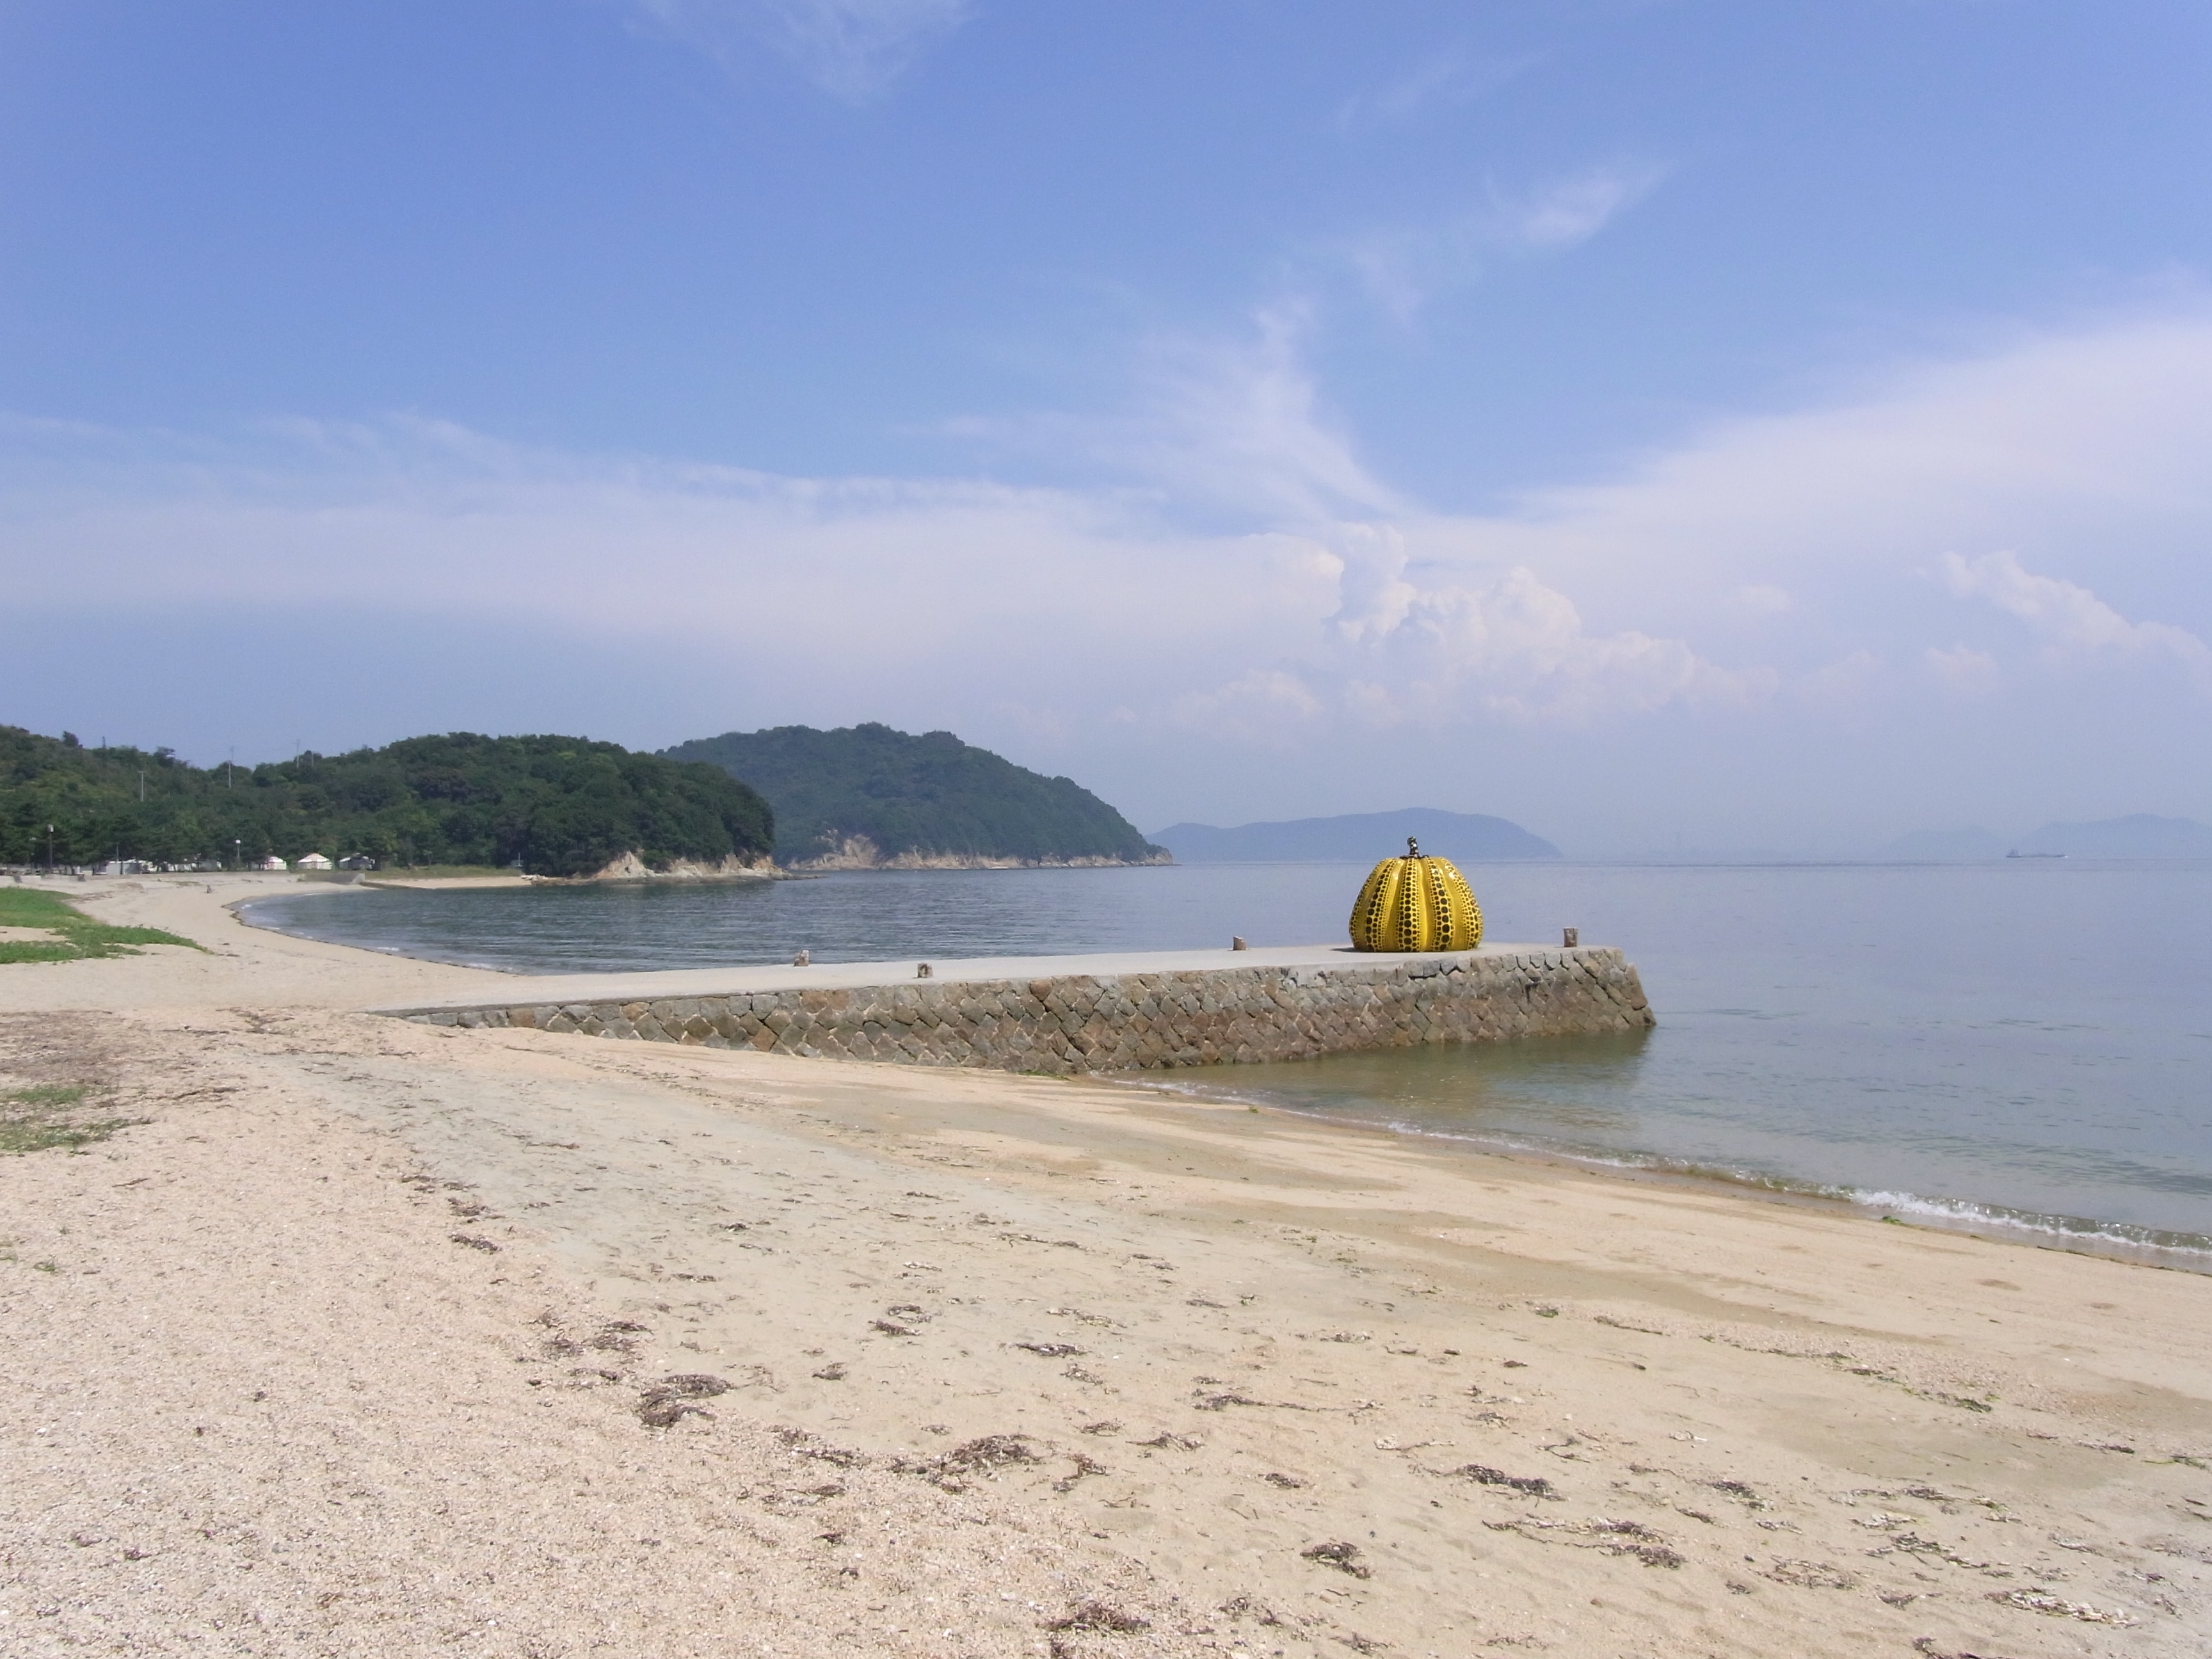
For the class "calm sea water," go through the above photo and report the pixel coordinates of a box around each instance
[244,861,2212,1263]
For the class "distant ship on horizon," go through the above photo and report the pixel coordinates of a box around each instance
[2005,849,2066,859]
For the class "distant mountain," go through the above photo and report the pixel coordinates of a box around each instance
[1149,808,1560,863]
[1875,826,2008,862]
[662,723,1167,869]
[2016,813,2212,858]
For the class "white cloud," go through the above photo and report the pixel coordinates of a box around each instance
[8,309,2212,836]
[1343,563,1763,725]
[1734,584,1794,616]
[1137,302,1405,521]
[628,0,970,99]
[1339,162,1664,320]
[0,415,1331,717]
[1795,648,1887,710]
[1369,310,2212,662]
[1168,669,1324,746]
[953,300,1406,524]
[1925,643,2000,696]
[1325,521,1418,643]
[1939,549,2212,684]
[1498,163,1667,252]
[1290,521,1752,726]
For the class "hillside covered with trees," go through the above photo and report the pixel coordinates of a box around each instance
[662,723,1166,867]
[0,727,774,878]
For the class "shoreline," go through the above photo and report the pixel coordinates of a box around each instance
[1176,1084,2212,1283]
[1129,1073,2212,1276]
[22,865,2212,1301]
[233,874,2211,1269]
[4,874,2211,1654]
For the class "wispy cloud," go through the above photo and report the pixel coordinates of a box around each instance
[1498,163,1667,252]
[1924,643,2000,696]
[1340,162,1666,321]
[1126,302,1406,522]
[628,0,972,100]
[1332,47,1538,131]
[1168,669,1325,747]
[949,300,1407,524]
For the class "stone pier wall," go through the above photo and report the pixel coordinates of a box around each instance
[383,947,1653,1075]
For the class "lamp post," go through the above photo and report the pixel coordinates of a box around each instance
[233,837,242,872]
[46,822,55,874]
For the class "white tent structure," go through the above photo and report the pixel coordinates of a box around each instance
[296,852,333,870]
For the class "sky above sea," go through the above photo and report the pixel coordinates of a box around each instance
[3,2,2210,855]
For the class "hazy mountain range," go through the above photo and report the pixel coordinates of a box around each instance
[1148,809,1560,864]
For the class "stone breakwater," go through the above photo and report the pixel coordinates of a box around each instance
[382,946,1653,1074]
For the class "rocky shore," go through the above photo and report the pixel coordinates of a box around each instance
[784,834,1173,871]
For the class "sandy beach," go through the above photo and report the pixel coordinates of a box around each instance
[3,876,2209,1658]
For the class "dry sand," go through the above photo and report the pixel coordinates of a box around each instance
[3,875,2209,1658]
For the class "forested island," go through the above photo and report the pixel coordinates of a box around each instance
[662,723,1167,868]
[0,727,773,879]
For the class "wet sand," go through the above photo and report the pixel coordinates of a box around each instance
[3,874,2209,1656]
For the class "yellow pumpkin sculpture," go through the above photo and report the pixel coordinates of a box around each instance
[1349,838,1483,953]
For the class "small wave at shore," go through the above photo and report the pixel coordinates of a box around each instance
[1133,1078,2212,1272]
[1845,1187,2212,1266]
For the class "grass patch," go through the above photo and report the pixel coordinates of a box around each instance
[0,1083,142,1155]
[0,887,201,964]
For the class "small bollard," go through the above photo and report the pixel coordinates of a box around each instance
[792,948,811,966]
[1231,936,1248,950]
[917,962,933,979]
[1562,927,1578,948]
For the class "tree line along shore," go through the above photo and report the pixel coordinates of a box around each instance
[0,722,1165,879]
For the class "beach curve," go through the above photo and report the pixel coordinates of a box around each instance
[3,874,2209,1655]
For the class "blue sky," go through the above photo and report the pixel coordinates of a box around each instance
[4,1,2210,852]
